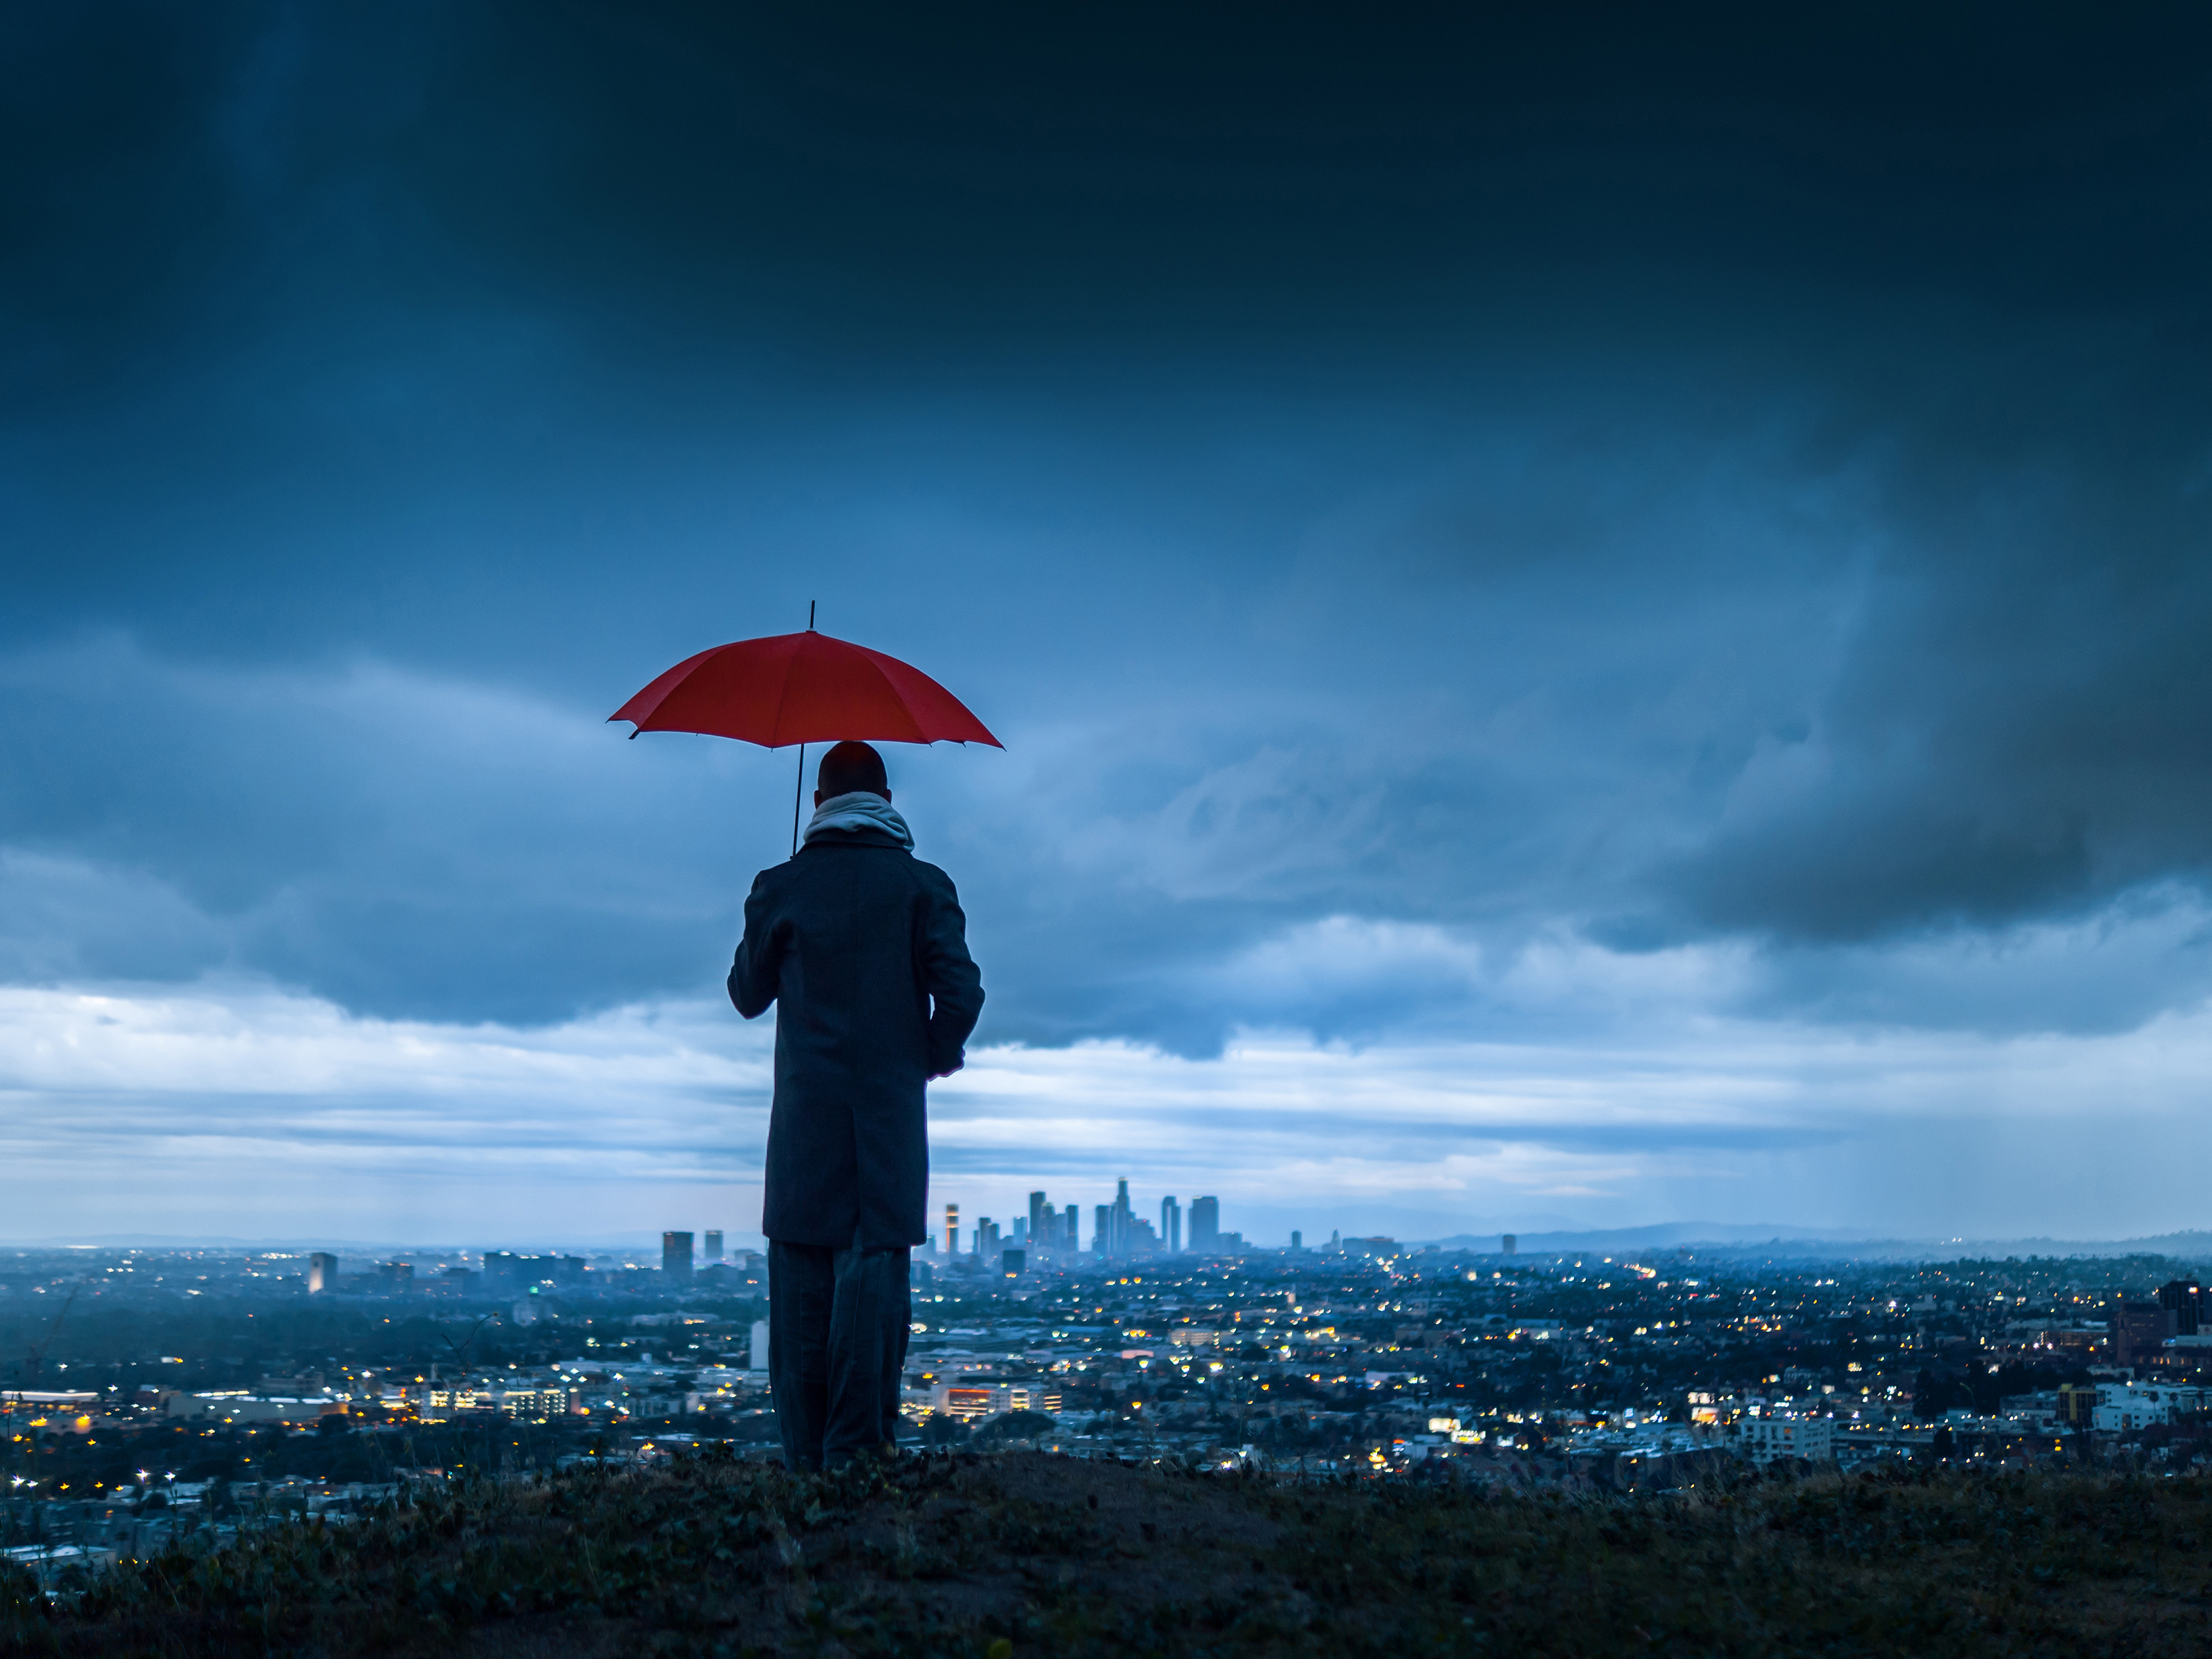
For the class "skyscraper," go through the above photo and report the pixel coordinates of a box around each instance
[2162,1279,2204,1336]
[1094,1203,1112,1255]
[1188,1197,1220,1252]
[307,1252,337,1294]
[1161,1196,1181,1255]
[662,1231,695,1280]
[704,1230,724,1264]
[944,1202,959,1257]
[1063,1205,1079,1250]
[1029,1191,1048,1250]
[1107,1178,1134,1258]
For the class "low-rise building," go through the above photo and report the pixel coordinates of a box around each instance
[169,1392,345,1425]
[2092,1381,2208,1432]
[928,1382,1062,1418]
[1736,1414,1835,1464]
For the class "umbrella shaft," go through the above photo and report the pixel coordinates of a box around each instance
[791,742,805,856]
[791,601,816,854]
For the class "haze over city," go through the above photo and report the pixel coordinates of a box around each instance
[8,5,2212,1248]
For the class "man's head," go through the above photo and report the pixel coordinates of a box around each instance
[815,740,890,806]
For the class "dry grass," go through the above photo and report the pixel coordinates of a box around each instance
[9,1449,2212,1656]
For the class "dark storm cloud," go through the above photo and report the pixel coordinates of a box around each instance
[6,2,2212,1050]
[1667,382,2212,943]
[15,2,2212,386]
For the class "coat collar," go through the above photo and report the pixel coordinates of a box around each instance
[796,824,910,854]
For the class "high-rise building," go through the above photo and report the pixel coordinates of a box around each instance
[1011,1217,1028,1248]
[944,1202,960,1257]
[1502,1234,1517,1255]
[1188,1197,1220,1252]
[1029,1191,1049,1250]
[1290,1230,1302,1250]
[978,1219,1001,1259]
[2162,1279,2203,1337]
[748,1318,770,1378]
[1002,1248,1025,1280]
[2112,1299,2172,1366]
[662,1231,695,1280]
[307,1253,337,1294]
[1063,1205,1079,1250]
[1161,1196,1181,1255]
[1094,1203,1112,1255]
[704,1230,724,1264]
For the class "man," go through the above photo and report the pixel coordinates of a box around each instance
[727,740,984,1470]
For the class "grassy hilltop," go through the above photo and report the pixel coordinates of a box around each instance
[10,1450,2212,1657]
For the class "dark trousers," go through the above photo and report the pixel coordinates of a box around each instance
[768,1230,910,1471]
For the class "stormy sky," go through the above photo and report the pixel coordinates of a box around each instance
[6,3,2212,1245]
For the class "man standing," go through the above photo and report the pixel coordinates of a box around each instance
[728,740,984,1470]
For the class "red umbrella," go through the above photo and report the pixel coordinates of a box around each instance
[610,613,1001,848]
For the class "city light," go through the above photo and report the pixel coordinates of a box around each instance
[0,1232,2193,1553]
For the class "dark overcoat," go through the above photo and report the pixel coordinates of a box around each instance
[727,823,983,1250]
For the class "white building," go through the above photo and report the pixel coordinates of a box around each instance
[1736,1414,1835,1463]
[2092,1381,2208,1432]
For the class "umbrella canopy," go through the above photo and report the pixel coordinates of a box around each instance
[609,629,1002,749]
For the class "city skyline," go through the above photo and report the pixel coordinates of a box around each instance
[46,1204,2212,1259]
[936,1180,1234,1261]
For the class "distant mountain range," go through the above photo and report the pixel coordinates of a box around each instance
[1423,1223,2212,1263]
